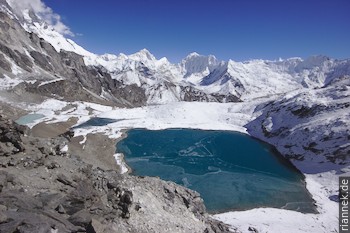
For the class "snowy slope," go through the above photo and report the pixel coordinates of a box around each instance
[4,0,95,58]
[246,76,350,173]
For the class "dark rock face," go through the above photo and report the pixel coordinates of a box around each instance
[211,93,241,103]
[0,42,32,72]
[110,80,147,106]
[0,53,11,72]
[180,86,241,103]
[0,115,27,155]
[0,114,233,233]
[30,50,54,72]
[0,115,68,167]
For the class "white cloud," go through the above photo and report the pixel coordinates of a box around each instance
[6,0,74,36]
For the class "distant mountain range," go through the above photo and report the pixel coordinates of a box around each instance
[1,0,350,107]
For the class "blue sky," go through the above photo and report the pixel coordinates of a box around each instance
[43,0,350,62]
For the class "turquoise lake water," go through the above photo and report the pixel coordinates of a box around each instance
[116,128,316,213]
[15,113,45,125]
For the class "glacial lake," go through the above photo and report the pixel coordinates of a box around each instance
[15,113,45,125]
[116,128,316,214]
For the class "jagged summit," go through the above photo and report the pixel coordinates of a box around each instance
[182,52,218,64]
[129,48,156,62]
[181,53,220,80]
[187,52,200,57]
[100,53,119,61]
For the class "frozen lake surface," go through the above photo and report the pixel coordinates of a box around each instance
[117,128,316,213]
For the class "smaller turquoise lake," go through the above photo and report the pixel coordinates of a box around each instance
[116,129,316,213]
[15,113,45,125]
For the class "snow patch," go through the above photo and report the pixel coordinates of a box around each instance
[79,135,87,145]
[38,78,65,87]
[0,74,23,89]
[60,144,68,153]
[113,153,128,174]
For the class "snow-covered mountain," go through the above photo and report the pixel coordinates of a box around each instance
[84,48,350,102]
[2,0,349,105]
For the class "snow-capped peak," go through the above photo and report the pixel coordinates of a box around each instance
[2,0,95,60]
[129,49,156,62]
[6,0,73,36]
[181,52,220,77]
[296,55,331,70]
[183,52,218,63]
[186,52,200,58]
[100,53,119,61]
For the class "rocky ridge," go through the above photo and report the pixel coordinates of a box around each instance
[0,114,232,233]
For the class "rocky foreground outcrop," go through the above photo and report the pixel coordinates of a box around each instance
[0,115,232,233]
